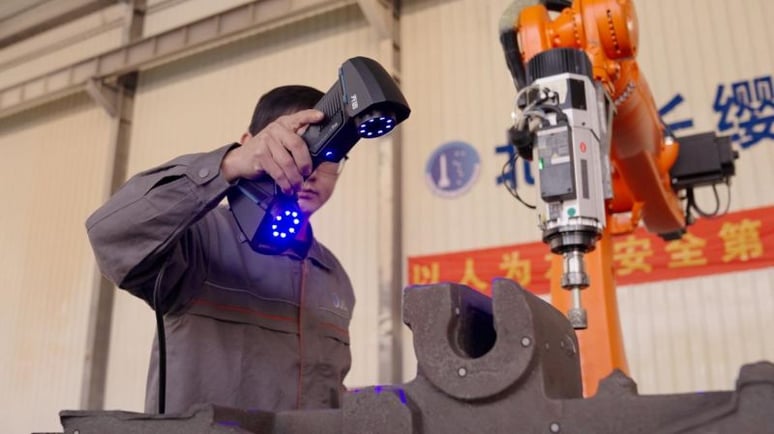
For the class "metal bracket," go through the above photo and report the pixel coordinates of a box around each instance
[85,78,119,118]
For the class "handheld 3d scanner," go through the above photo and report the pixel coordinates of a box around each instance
[227,57,411,254]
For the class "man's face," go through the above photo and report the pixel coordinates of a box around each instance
[297,161,341,215]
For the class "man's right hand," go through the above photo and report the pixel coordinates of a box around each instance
[220,109,324,194]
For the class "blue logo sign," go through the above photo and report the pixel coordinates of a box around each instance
[495,143,534,190]
[425,141,481,198]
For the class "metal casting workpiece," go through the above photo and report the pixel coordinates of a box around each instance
[56,280,774,434]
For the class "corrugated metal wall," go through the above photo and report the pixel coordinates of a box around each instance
[618,268,774,393]
[619,0,774,394]
[0,94,113,433]
[400,0,774,393]
[2,0,773,431]
[402,0,541,253]
[103,4,385,410]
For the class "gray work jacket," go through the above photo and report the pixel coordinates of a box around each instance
[86,144,355,414]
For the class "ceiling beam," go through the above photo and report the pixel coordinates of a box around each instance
[0,0,116,49]
[0,0,356,119]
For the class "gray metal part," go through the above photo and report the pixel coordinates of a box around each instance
[59,405,275,434]
[537,125,576,202]
[58,405,344,434]
[53,280,774,434]
[403,280,582,401]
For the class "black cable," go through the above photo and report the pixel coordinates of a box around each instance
[682,180,734,227]
[501,153,536,209]
[722,181,732,215]
[152,261,171,414]
[682,190,694,226]
[689,184,722,218]
[535,104,568,122]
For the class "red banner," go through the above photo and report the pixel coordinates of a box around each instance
[408,205,774,296]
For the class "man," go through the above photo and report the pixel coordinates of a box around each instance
[86,85,355,414]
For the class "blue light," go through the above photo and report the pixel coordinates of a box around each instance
[260,196,306,248]
[372,385,408,406]
[358,114,397,139]
[218,421,241,428]
[325,151,333,157]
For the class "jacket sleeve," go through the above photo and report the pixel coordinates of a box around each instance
[86,143,239,310]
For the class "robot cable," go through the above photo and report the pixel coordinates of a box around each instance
[501,153,536,209]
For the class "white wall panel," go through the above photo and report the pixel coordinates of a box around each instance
[402,0,539,258]
[618,269,774,393]
[0,95,114,433]
[104,5,385,410]
[0,4,126,89]
[637,0,774,213]
[400,0,774,393]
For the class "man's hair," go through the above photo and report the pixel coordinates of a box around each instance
[248,85,324,135]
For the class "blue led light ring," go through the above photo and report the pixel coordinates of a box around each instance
[270,210,302,239]
[358,116,396,138]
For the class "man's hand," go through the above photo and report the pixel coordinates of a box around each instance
[220,109,324,194]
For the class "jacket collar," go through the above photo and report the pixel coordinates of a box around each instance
[305,236,336,271]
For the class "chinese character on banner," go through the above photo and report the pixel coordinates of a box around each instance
[460,257,489,292]
[411,262,440,285]
[613,235,654,276]
[495,144,535,189]
[719,219,764,262]
[499,251,532,287]
[714,75,774,148]
[543,253,554,281]
[658,93,695,134]
[408,205,774,293]
[665,233,708,268]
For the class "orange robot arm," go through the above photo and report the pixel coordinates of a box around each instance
[500,0,736,396]
[517,0,684,236]
[499,0,684,395]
